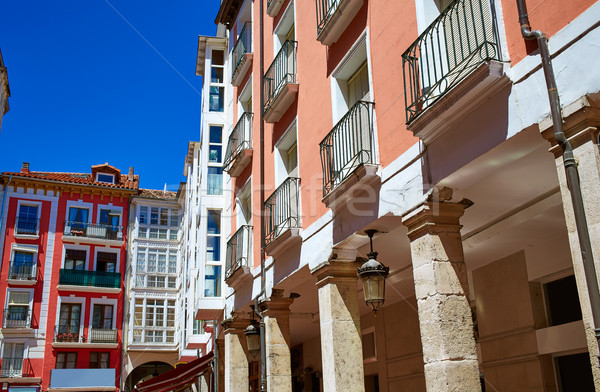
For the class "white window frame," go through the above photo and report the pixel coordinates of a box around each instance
[95,173,115,184]
[9,244,38,280]
[5,289,34,328]
[15,200,42,237]
[93,247,120,273]
[61,244,91,270]
[274,119,299,187]
[89,297,118,330]
[55,296,86,340]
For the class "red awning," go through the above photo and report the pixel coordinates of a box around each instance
[135,352,214,392]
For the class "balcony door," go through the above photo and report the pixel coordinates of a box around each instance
[11,251,35,279]
[6,291,30,328]
[100,209,120,239]
[64,249,86,270]
[92,304,113,329]
[58,303,81,337]
[68,207,89,232]
[1,343,24,377]
[17,204,38,235]
[96,252,117,273]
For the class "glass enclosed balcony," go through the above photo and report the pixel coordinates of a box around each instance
[320,101,376,197]
[264,177,300,249]
[231,22,252,86]
[58,269,121,289]
[224,113,253,177]
[263,40,298,123]
[402,0,500,124]
[225,225,252,280]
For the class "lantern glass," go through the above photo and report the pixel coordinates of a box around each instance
[246,332,260,354]
[361,272,386,311]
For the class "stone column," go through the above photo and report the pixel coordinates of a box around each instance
[216,338,225,392]
[199,371,210,392]
[260,289,294,392]
[541,100,600,388]
[403,201,481,392]
[223,319,249,392]
[312,250,365,392]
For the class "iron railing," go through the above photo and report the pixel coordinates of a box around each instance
[232,22,252,79]
[3,308,31,329]
[54,325,84,343]
[320,101,375,197]
[316,0,342,35]
[263,40,297,115]
[89,328,118,343]
[0,358,32,378]
[226,225,252,279]
[224,113,253,172]
[64,221,123,240]
[264,178,300,248]
[15,217,39,235]
[8,261,36,280]
[58,269,121,289]
[402,0,500,123]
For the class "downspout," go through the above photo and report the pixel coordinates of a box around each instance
[516,0,600,365]
[257,0,267,391]
[213,319,219,392]
[0,175,13,272]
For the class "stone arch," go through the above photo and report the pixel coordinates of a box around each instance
[124,361,174,392]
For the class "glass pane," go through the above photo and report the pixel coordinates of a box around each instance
[69,207,88,223]
[204,265,222,297]
[139,207,147,224]
[209,87,224,112]
[211,67,224,83]
[212,50,224,66]
[207,167,223,195]
[150,208,159,224]
[206,210,221,234]
[207,236,220,262]
[209,126,222,143]
[209,145,222,163]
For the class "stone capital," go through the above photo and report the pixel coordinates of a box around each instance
[402,202,465,241]
[312,259,362,289]
[259,289,295,316]
[221,317,251,334]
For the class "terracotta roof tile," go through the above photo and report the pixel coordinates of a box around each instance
[1,171,139,190]
[138,188,177,200]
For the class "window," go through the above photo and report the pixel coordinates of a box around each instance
[96,173,115,184]
[209,50,225,112]
[139,206,148,224]
[56,352,77,369]
[96,252,117,272]
[57,303,81,337]
[205,265,222,297]
[135,248,177,288]
[207,210,221,262]
[207,167,223,195]
[133,299,176,343]
[193,319,203,335]
[89,352,110,369]
[347,61,370,107]
[68,207,89,225]
[237,181,252,226]
[275,123,299,186]
[170,210,179,227]
[544,275,582,327]
[150,207,159,224]
[5,291,30,328]
[10,250,35,279]
[92,304,114,329]
[16,204,38,235]
[209,126,223,163]
[2,343,24,377]
[64,249,86,270]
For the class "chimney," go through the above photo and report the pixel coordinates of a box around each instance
[21,162,30,173]
[128,166,134,181]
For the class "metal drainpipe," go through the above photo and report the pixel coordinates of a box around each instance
[258,0,267,390]
[213,319,219,392]
[516,0,600,365]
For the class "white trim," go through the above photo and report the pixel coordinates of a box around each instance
[95,203,123,226]
[61,244,91,270]
[89,297,118,329]
[95,173,115,184]
[55,296,86,340]
[14,199,43,238]
[65,200,93,223]
[93,247,120,273]
[273,0,296,54]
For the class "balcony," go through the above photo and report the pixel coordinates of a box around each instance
[320,101,379,209]
[402,0,506,142]
[3,308,31,330]
[15,216,39,236]
[64,220,124,245]
[54,325,84,344]
[58,269,121,293]
[224,113,253,177]
[267,0,285,17]
[316,0,364,45]
[53,325,118,348]
[225,225,252,287]
[0,358,34,378]
[7,260,37,283]
[232,22,253,86]
[89,328,118,344]
[264,177,300,255]
[263,40,298,123]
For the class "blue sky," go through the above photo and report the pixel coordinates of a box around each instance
[0,0,221,191]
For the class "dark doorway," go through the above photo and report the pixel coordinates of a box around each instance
[556,352,594,391]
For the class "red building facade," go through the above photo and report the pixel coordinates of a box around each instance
[0,163,138,392]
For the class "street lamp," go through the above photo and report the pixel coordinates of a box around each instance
[357,230,389,312]
[244,305,260,356]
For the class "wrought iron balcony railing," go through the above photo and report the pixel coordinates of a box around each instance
[232,22,252,79]
[0,358,33,378]
[8,261,36,280]
[54,325,84,343]
[264,177,300,248]
[15,216,39,235]
[320,101,375,197]
[402,0,500,123]
[316,0,341,35]
[3,308,31,329]
[263,40,297,115]
[224,113,253,172]
[226,225,252,279]
[59,269,121,289]
[64,221,123,241]
[89,328,118,343]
